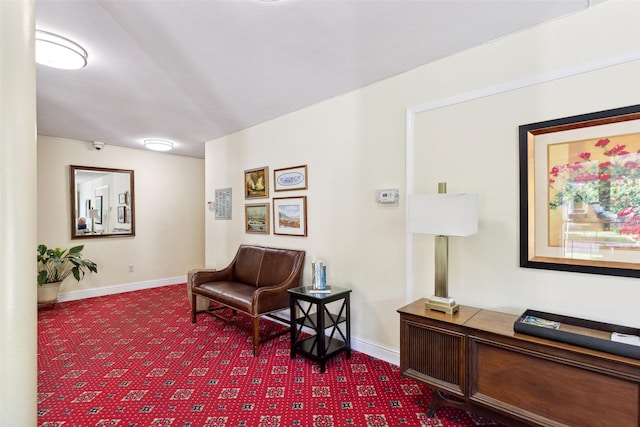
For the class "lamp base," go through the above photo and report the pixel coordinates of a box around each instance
[425,295,459,314]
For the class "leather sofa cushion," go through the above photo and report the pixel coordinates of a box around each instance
[232,246,304,288]
[256,248,303,287]
[194,281,254,313]
[233,246,262,286]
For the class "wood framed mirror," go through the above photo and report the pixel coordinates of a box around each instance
[70,165,135,239]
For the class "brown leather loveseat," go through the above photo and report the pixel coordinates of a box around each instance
[190,245,305,356]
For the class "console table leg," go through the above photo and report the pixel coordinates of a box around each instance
[427,389,466,418]
[426,405,439,418]
[426,388,443,418]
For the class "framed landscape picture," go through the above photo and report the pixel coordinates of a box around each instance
[244,166,269,199]
[245,203,269,234]
[273,196,307,236]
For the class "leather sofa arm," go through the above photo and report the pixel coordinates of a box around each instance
[190,267,231,289]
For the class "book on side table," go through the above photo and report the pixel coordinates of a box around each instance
[309,286,331,294]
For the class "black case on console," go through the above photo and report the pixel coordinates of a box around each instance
[514,309,640,360]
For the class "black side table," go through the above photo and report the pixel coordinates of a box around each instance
[288,286,351,373]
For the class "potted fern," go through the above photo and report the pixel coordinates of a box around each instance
[37,244,98,304]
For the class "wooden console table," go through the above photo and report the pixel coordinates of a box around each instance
[398,299,640,427]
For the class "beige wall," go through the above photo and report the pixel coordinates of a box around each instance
[38,136,206,294]
[205,0,640,356]
[408,0,640,328]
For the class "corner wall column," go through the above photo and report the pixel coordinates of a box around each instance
[0,0,38,425]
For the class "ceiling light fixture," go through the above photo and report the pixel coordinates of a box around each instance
[35,30,88,70]
[143,139,174,152]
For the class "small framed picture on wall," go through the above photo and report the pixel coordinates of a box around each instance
[245,203,270,234]
[244,166,269,199]
[274,165,307,191]
[273,196,307,236]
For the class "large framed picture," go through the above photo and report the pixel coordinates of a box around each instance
[273,196,307,236]
[245,203,269,234]
[244,166,269,199]
[274,165,307,191]
[519,104,640,278]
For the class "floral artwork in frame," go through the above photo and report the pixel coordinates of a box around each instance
[519,104,640,278]
[274,165,307,191]
[273,196,307,236]
[244,166,269,199]
[245,203,269,234]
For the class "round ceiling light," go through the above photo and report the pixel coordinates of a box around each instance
[35,30,88,70]
[143,139,174,152]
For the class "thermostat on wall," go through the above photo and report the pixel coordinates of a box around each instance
[377,189,399,204]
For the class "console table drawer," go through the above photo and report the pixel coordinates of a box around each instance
[470,338,639,427]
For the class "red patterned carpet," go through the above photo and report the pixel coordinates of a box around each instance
[38,284,503,427]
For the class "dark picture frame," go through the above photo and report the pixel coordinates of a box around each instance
[70,165,136,239]
[273,196,307,236]
[519,104,640,278]
[274,165,308,191]
[244,166,269,199]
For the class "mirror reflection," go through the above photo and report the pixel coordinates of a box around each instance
[70,165,135,239]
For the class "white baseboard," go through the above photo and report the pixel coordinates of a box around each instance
[351,336,399,366]
[57,276,187,302]
[57,277,401,366]
[269,311,400,366]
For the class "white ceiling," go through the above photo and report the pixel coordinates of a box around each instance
[35,0,600,158]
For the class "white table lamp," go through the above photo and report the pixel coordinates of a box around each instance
[409,182,478,314]
[88,208,100,233]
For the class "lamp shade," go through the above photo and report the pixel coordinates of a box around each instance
[88,209,100,220]
[409,193,478,236]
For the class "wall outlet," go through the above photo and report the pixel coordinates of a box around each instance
[128,264,134,272]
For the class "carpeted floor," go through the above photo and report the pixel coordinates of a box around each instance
[37,284,503,427]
